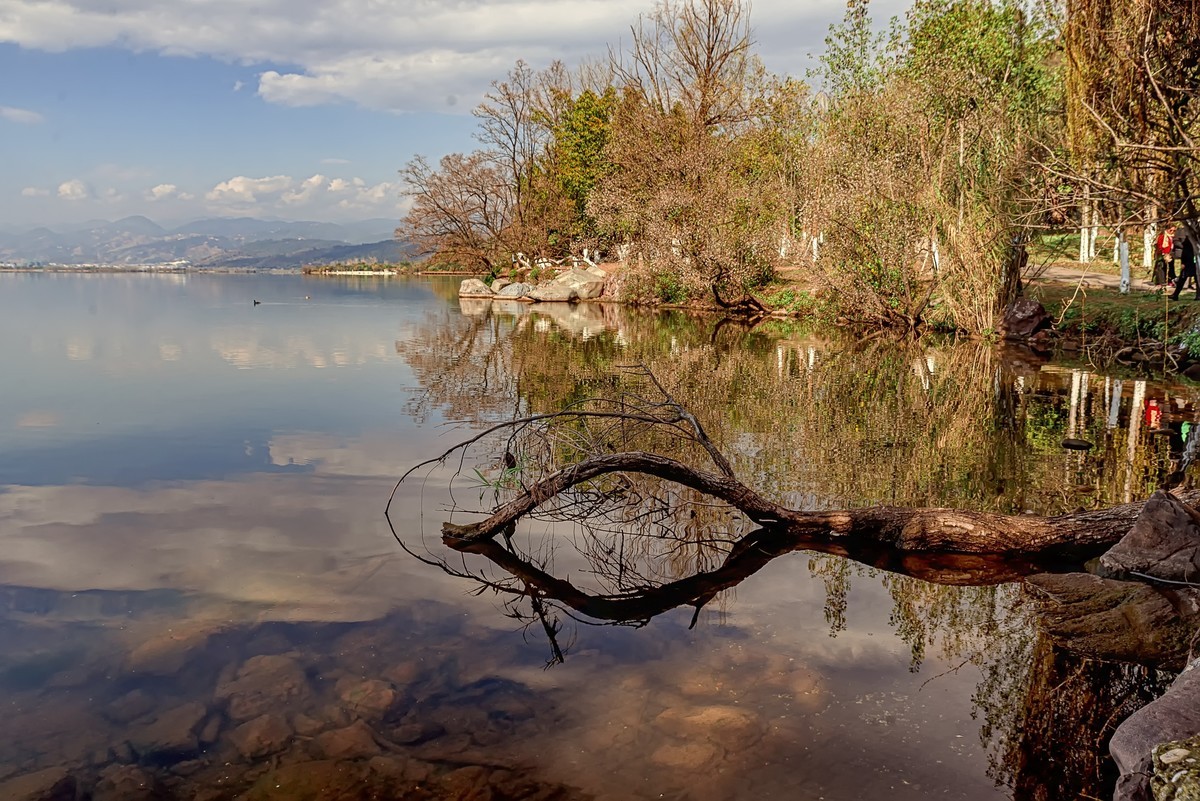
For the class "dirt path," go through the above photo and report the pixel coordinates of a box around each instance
[1033,264,1163,292]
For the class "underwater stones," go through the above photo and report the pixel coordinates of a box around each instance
[312,720,380,760]
[215,654,310,722]
[388,720,445,745]
[1100,490,1200,584]
[125,623,219,676]
[128,702,207,760]
[655,705,763,752]
[334,676,398,718]
[92,764,162,801]
[0,767,76,801]
[650,741,722,770]
[105,689,155,724]
[228,714,292,759]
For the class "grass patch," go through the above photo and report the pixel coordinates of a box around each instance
[1029,283,1198,344]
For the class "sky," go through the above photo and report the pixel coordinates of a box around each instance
[0,0,907,228]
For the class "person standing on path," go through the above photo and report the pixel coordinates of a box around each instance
[1170,232,1198,300]
[1155,223,1176,285]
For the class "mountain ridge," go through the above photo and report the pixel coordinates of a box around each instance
[0,216,409,268]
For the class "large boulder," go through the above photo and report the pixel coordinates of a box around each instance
[1100,491,1200,583]
[527,281,578,303]
[528,267,607,303]
[1000,298,1051,339]
[564,267,606,299]
[1112,658,1200,801]
[495,282,533,299]
[458,278,492,297]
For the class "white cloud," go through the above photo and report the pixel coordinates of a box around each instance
[0,0,897,113]
[145,183,193,202]
[205,175,295,204]
[201,172,402,215]
[321,158,350,165]
[0,105,44,124]
[21,186,49,197]
[282,173,327,205]
[232,79,244,92]
[57,179,90,201]
[148,183,179,200]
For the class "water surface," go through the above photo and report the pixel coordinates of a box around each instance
[0,272,1188,800]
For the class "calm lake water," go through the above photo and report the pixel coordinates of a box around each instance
[0,272,1189,800]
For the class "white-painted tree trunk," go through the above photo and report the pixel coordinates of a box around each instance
[1089,200,1100,260]
[1144,204,1157,270]
[1079,185,1091,263]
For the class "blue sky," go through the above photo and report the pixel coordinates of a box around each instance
[0,0,906,228]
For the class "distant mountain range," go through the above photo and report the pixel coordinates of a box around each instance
[0,216,417,269]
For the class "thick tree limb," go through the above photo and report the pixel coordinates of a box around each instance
[443,450,1198,557]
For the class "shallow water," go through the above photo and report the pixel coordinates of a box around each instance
[0,272,1190,800]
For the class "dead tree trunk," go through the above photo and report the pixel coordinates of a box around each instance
[441,451,1192,558]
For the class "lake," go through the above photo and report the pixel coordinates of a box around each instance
[0,272,1186,800]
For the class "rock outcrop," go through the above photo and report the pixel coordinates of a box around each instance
[495,281,533,299]
[528,267,607,303]
[457,278,492,297]
[1112,659,1200,801]
[1000,298,1051,339]
[1100,491,1200,584]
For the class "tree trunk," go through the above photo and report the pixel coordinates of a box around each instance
[441,451,1191,558]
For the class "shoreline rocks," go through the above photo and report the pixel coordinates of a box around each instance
[458,265,610,303]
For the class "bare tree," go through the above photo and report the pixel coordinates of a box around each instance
[1055,0,1200,236]
[398,153,515,273]
[614,0,755,129]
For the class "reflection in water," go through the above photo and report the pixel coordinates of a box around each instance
[1,275,1198,800]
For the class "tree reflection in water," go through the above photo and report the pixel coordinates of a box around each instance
[392,299,1200,799]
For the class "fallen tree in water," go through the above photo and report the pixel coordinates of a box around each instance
[388,364,1197,570]
[438,450,1183,558]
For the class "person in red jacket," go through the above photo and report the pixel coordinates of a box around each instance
[1156,223,1176,286]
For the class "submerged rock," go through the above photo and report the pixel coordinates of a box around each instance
[128,701,207,761]
[92,764,162,801]
[228,714,292,759]
[312,720,380,760]
[1100,490,1200,583]
[214,654,311,722]
[334,677,398,718]
[0,767,76,801]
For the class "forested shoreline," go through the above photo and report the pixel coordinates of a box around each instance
[398,0,1199,336]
